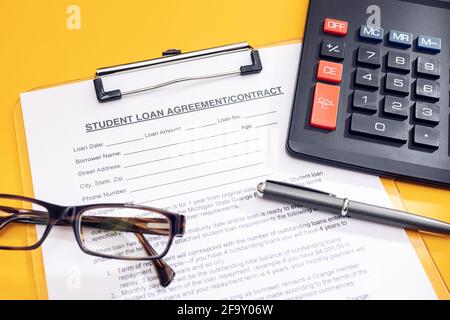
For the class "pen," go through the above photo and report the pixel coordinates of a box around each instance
[256,180,450,235]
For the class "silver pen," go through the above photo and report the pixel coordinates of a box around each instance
[256,180,450,235]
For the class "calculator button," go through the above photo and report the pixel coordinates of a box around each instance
[355,68,380,89]
[415,78,440,100]
[417,35,441,53]
[353,90,377,113]
[311,83,340,130]
[320,40,345,60]
[324,18,348,36]
[359,25,384,42]
[385,73,409,95]
[388,30,413,47]
[387,51,410,72]
[317,60,343,83]
[350,114,408,143]
[413,126,439,149]
[414,102,440,124]
[357,46,381,67]
[416,56,440,78]
[384,96,410,119]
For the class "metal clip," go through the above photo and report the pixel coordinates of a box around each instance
[93,42,263,103]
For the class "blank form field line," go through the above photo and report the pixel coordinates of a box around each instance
[126,150,262,181]
[138,174,270,204]
[185,123,218,131]
[124,138,259,169]
[255,122,278,129]
[123,130,241,156]
[106,138,145,147]
[130,162,265,193]
[245,111,277,119]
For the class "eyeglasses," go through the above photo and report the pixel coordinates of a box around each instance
[0,194,186,287]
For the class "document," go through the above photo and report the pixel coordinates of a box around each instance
[20,43,436,299]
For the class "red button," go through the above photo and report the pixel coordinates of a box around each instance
[317,60,343,83]
[311,82,340,130]
[324,18,348,36]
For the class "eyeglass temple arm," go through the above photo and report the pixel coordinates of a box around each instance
[135,233,175,287]
[0,206,183,237]
[0,206,40,229]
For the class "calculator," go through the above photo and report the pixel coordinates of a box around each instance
[287,0,450,186]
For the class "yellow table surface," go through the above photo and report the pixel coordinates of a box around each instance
[0,0,448,299]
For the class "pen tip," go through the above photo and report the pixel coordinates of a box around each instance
[256,182,266,197]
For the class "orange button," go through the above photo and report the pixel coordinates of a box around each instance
[324,18,348,36]
[311,82,340,130]
[317,60,343,83]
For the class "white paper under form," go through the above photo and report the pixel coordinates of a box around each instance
[20,43,436,300]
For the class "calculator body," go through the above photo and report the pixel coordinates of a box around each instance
[287,0,450,186]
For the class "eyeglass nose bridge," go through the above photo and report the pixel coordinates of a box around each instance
[51,206,77,225]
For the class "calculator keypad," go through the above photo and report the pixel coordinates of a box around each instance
[312,18,444,153]
[288,0,450,186]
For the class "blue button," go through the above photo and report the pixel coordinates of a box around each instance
[359,25,384,42]
[388,30,413,47]
[417,35,441,53]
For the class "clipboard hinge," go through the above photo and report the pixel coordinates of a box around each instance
[93,42,263,103]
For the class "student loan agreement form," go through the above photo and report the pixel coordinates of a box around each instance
[20,44,437,299]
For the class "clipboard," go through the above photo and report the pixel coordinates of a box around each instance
[11,40,449,300]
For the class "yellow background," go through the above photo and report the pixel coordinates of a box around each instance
[0,0,448,299]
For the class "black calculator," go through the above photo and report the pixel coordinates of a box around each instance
[287,0,450,186]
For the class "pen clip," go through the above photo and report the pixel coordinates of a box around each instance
[266,180,336,197]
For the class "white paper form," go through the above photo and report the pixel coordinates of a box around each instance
[20,44,436,299]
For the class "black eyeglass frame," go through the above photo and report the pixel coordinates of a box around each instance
[0,194,186,261]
